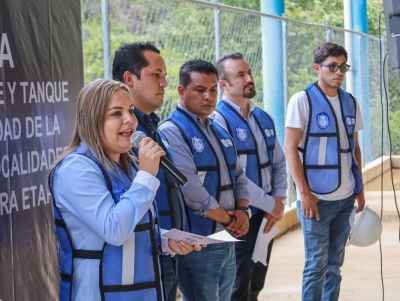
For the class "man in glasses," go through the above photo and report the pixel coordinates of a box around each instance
[284,42,365,301]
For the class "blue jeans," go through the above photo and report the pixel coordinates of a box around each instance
[162,255,179,301]
[178,242,236,301]
[296,196,355,301]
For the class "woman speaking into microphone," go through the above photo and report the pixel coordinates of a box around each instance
[49,79,200,301]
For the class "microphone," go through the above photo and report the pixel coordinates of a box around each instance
[130,131,188,187]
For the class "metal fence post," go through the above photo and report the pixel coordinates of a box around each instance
[214,0,221,100]
[382,36,390,156]
[101,0,111,79]
[326,22,330,42]
[282,13,293,206]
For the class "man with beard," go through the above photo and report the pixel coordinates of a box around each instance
[214,52,287,301]
[112,42,186,301]
[285,42,365,301]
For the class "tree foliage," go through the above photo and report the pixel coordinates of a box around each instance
[219,0,384,35]
[81,0,399,155]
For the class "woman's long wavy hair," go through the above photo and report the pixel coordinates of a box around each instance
[51,78,135,175]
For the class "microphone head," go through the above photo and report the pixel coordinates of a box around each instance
[130,131,147,149]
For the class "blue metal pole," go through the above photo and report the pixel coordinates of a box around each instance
[261,0,285,146]
[351,0,372,164]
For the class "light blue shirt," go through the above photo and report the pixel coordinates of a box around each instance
[52,153,172,300]
[214,98,287,213]
[159,104,250,232]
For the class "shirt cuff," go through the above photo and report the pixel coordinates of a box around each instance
[200,197,220,217]
[133,170,160,195]
[272,189,287,198]
[258,194,275,213]
[160,229,175,256]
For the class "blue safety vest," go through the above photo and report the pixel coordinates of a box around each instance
[50,144,163,301]
[167,107,238,236]
[216,100,276,214]
[300,83,362,195]
[135,118,186,231]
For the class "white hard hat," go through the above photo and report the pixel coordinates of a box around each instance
[347,206,382,247]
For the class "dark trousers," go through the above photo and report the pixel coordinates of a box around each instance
[161,255,179,301]
[231,210,275,301]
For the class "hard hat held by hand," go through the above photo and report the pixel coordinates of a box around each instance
[347,206,382,247]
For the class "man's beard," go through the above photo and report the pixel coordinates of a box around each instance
[243,86,256,99]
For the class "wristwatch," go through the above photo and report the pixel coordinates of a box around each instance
[237,206,252,220]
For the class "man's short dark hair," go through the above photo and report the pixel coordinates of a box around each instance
[313,42,348,64]
[112,42,160,82]
[179,59,218,88]
[215,52,244,83]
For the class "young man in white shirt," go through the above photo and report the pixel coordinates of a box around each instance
[285,42,365,301]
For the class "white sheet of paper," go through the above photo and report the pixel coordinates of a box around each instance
[162,229,242,245]
[252,217,280,266]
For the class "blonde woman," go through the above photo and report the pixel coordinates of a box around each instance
[49,79,200,301]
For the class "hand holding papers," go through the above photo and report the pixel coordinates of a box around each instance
[252,217,280,266]
[162,228,243,245]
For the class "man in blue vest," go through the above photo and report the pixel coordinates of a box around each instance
[285,42,365,301]
[112,42,186,301]
[214,52,287,301]
[159,59,251,301]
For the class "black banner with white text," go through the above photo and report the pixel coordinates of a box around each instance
[0,0,83,299]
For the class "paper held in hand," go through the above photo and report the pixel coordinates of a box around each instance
[252,217,280,266]
[162,228,243,245]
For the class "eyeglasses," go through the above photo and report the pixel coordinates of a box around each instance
[319,63,350,73]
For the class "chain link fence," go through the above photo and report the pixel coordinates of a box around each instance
[81,0,400,169]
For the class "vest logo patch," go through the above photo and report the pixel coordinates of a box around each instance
[221,139,233,147]
[317,113,330,129]
[161,139,170,148]
[236,127,247,141]
[191,136,204,153]
[346,116,355,126]
[264,129,275,137]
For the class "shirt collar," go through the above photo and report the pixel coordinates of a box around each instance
[177,103,215,124]
[134,107,160,128]
[222,97,256,114]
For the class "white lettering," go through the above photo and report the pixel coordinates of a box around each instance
[62,81,69,101]
[0,192,10,215]
[20,82,28,103]
[22,184,49,211]
[22,187,30,210]
[0,33,14,68]
[46,115,60,136]
[0,147,67,178]
[37,82,45,103]
[25,116,42,138]
[25,117,34,138]
[46,82,54,103]
[7,82,16,104]
[0,190,18,216]
[1,155,9,178]
[40,149,48,171]
[37,185,46,206]
[34,116,42,137]
[10,154,20,177]
[29,82,38,103]
[31,151,40,173]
